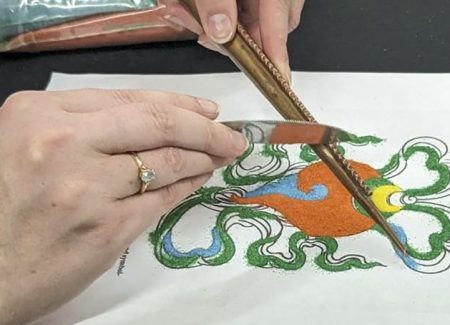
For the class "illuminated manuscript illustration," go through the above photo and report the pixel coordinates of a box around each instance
[150,136,450,274]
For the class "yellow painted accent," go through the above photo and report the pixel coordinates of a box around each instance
[371,185,404,213]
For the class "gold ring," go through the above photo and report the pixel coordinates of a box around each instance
[129,152,156,194]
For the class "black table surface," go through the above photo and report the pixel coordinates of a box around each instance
[1,0,449,105]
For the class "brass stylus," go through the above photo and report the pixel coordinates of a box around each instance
[180,0,407,255]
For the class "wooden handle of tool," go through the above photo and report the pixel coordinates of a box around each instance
[179,0,314,122]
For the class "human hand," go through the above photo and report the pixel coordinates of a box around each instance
[0,89,248,324]
[163,0,306,82]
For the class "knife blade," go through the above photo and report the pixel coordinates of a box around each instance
[222,120,355,145]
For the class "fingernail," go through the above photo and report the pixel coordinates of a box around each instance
[208,13,233,43]
[197,98,219,117]
[230,130,249,154]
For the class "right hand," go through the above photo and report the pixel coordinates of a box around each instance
[0,89,248,324]
[163,0,306,83]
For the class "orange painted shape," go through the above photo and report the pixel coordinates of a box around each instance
[269,123,326,144]
[232,161,380,237]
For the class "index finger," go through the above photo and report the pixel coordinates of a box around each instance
[50,89,219,119]
[83,101,248,158]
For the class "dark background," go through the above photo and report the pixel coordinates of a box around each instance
[1,0,449,104]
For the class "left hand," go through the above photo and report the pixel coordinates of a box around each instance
[0,89,247,324]
[163,0,306,83]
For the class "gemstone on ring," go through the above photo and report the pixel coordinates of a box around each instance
[129,152,156,194]
[140,168,156,183]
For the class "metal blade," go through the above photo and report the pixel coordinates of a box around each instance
[222,120,355,145]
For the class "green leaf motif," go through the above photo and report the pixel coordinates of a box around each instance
[150,135,450,274]
[314,237,383,271]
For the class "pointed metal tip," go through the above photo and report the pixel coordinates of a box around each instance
[398,244,409,257]
[357,195,408,257]
[393,241,409,257]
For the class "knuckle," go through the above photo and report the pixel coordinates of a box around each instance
[162,184,181,208]
[166,92,198,110]
[111,89,157,105]
[164,147,185,173]
[26,127,77,166]
[202,123,217,152]
[111,89,142,104]
[142,103,175,137]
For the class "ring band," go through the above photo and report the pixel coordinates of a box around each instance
[129,152,156,194]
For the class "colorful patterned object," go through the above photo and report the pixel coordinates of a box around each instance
[233,161,379,237]
[150,136,450,273]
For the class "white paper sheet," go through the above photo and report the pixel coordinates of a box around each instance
[40,72,450,325]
